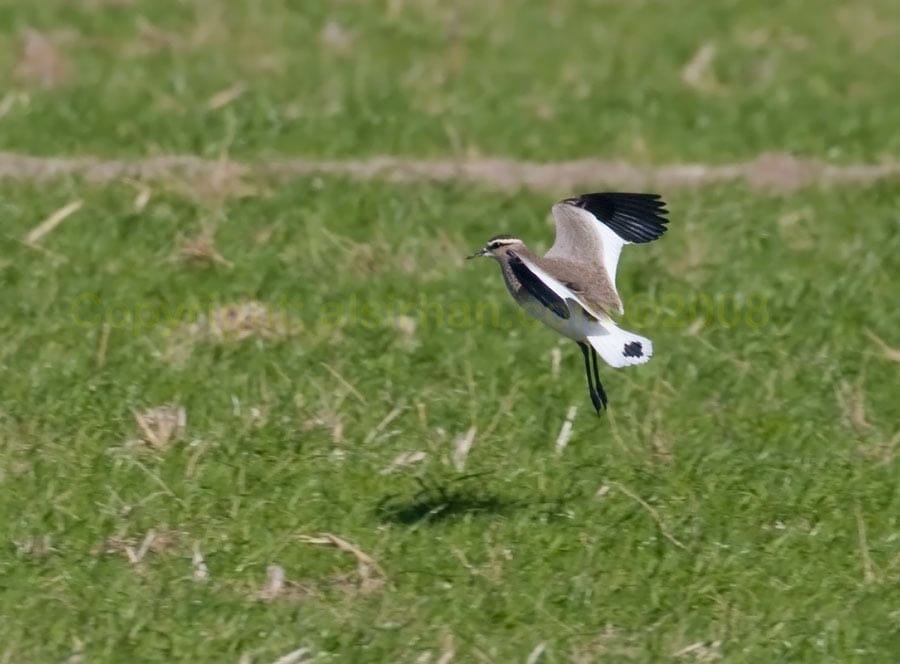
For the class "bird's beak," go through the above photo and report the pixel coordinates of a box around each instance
[466,247,488,260]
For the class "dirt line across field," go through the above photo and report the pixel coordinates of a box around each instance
[1,151,898,192]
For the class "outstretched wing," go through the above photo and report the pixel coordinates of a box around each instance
[507,251,570,319]
[508,250,608,322]
[547,193,669,287]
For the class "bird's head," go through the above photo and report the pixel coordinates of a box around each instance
[466,235,524,260]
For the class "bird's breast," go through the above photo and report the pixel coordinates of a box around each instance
[517,291,604,342]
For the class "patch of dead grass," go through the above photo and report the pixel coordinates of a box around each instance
[92,527,183,563]
[643,406,674,464]
[298,533,388,596]
[23,199,83,246]
[254,560,389,604]
[525,642,547,664]
[777,207,817,250]
[835,380,873,434]
[270,647,315,664]
[176,226,232,267]
[611,481,686,550]
[162,300,295,363]
[130,404,186,450]
[380,450,427,474]
[301,403,346,446]
[319,21,355,55]
[651,427,674,464]
[15,29,72,89]
[681,42,720,93]
[860,430,900,465]
[865,329,900,363]
[208,301,292,341]
[130,16,181,54]
[82,0,135,8]
[570,626,641,663]
[435,633,455,664]
[3,153,900,194]
[0,92,30,120]
[452,425,477,470]
[163,160,264,204]
[14,535,54,558]
[554,408,576,456]
[673,640,723,662]
[835,5,900,52]
[363,404,405,444]
[205,82,247,111]
[393,315,418,349]
[256,564,319,603]
[192,542,209,582]
[129,7,224,57]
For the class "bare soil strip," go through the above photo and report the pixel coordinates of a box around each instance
[1,151,897,192]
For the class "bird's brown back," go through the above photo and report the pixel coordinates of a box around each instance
[514,247,622,317]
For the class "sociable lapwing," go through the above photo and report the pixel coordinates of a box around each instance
[467,192,670,414]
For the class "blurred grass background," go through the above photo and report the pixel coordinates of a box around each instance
[1,0,900,159]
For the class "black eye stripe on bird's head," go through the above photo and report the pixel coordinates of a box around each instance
[487,236,520,249]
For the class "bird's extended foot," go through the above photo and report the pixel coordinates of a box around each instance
[579,342,606,415]
[590,346,608,411]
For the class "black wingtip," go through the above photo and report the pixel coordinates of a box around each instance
[569,192,670,244]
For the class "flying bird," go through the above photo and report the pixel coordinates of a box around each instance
[467,192,670,414]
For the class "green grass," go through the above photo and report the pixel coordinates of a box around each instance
[2,0,900,661]
[1,178,899,662]
[1,0,900,160]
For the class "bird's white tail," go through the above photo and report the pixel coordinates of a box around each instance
[587,324,653,368]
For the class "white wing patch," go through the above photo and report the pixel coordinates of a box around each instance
[547,203,627,292]
[595,222,628,286]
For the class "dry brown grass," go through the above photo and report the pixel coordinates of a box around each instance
[672,640,723,662]
[205,82,246,111]
[2,152,899,194]
[130,404,187,450]
[256,564,319,603]
[14,29,72,89]
[860,430,900,466]
[14,535,54,558]
[319,21,355,55]
[23,199,82,247]
[681,42,720,93]
[162,300,295,364]
[835,380,873,434]
[298,533,388,595]
[452,425,477,470]
[176,226,233,267]
[569,626,641,663]
[380,450,428,475]
[865,329,900,363]
[92,527,183,563]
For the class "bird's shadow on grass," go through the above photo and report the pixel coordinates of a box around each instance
[374,472,581,526]
[375,473,518,525]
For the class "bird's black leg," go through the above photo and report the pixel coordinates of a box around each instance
[579,342,604,414]
[590,346,608,411]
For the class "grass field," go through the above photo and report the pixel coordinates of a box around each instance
[2,1,900,663]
